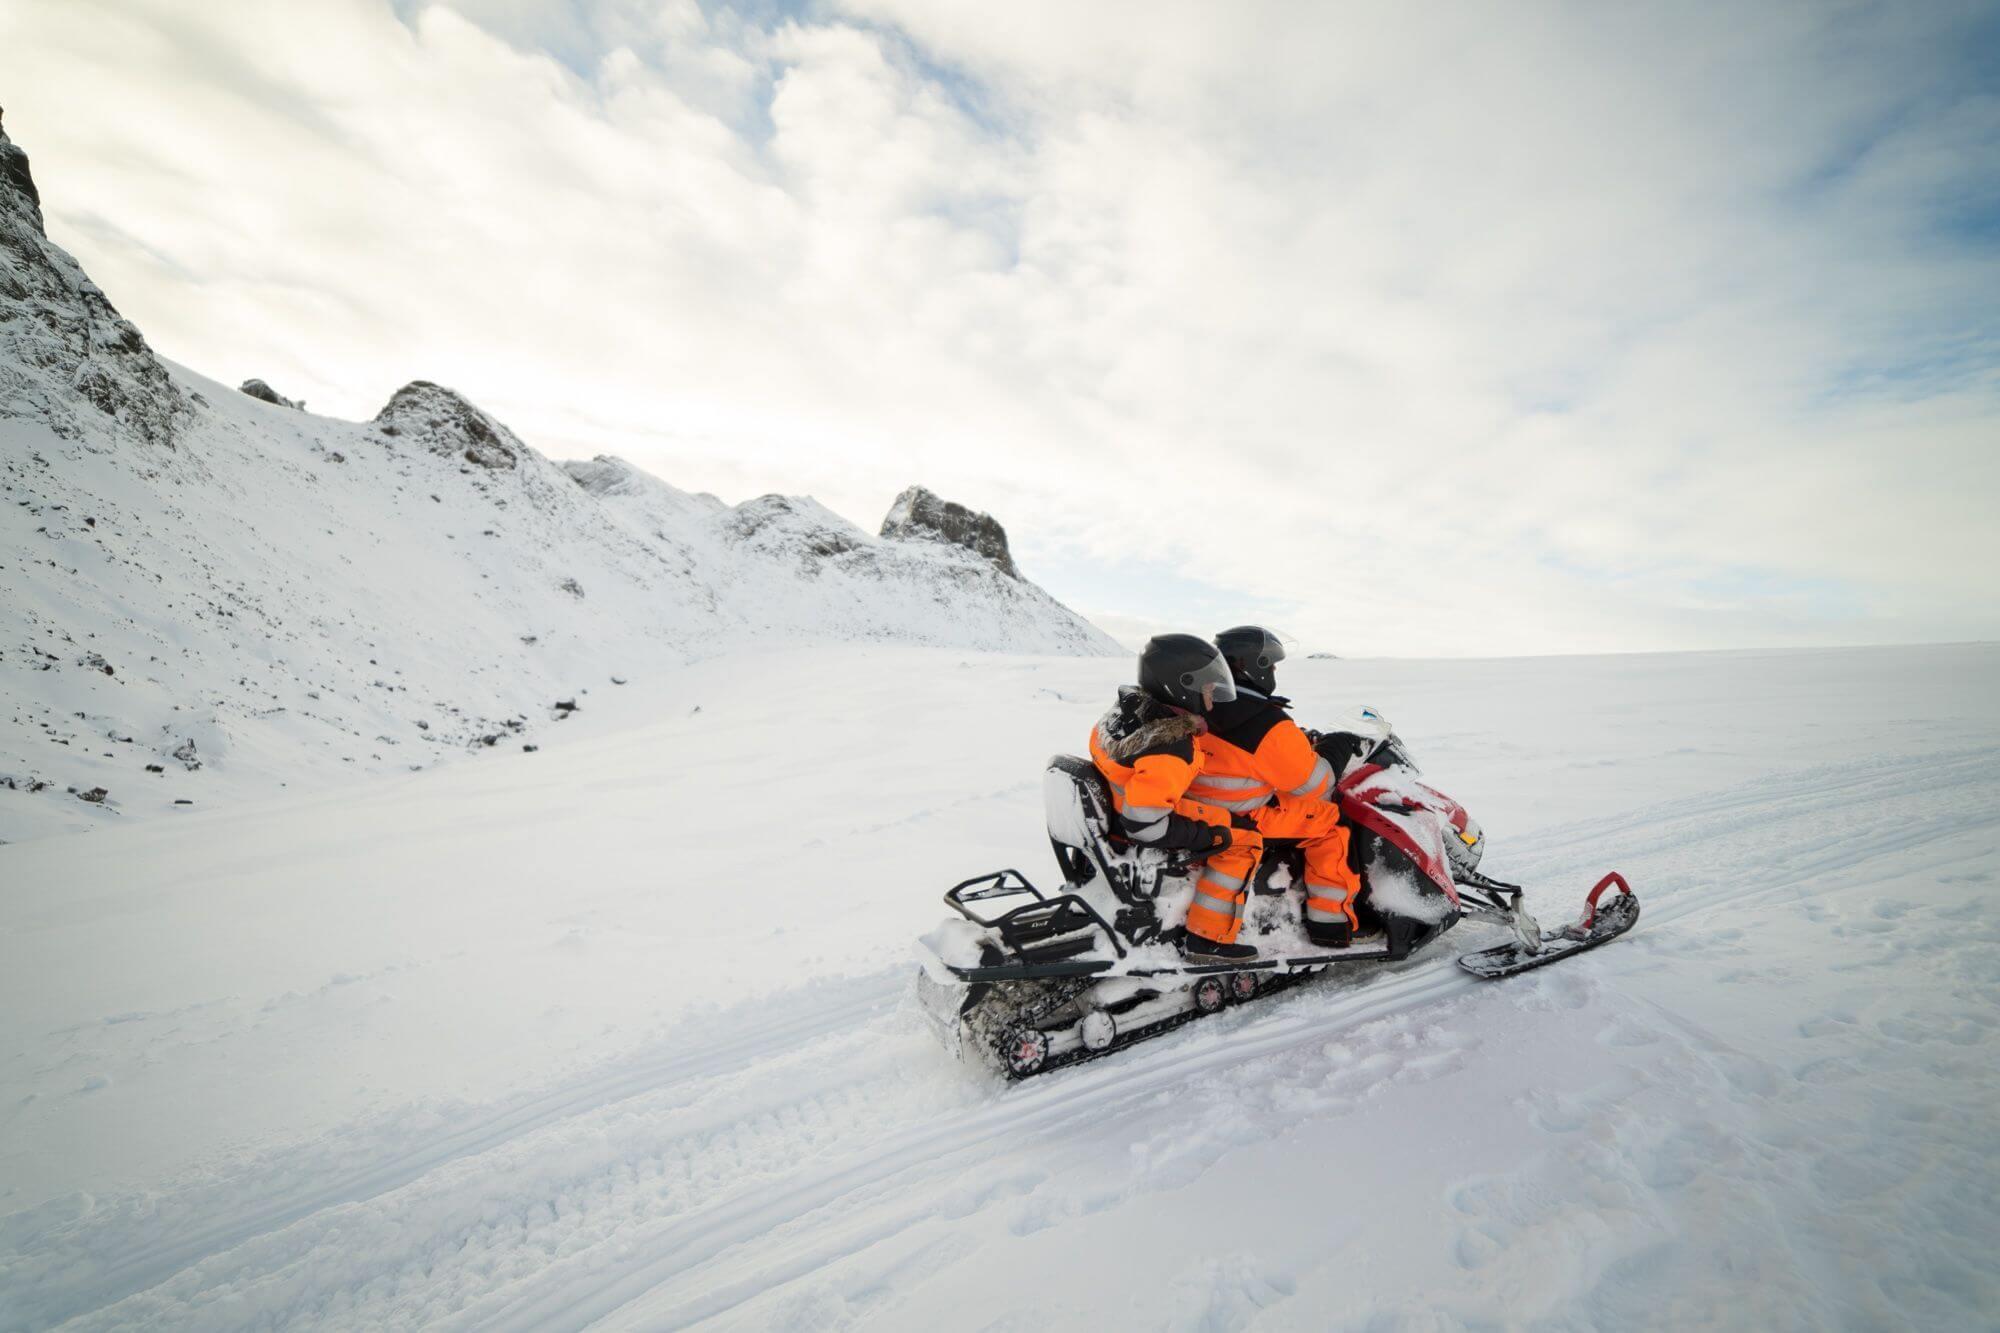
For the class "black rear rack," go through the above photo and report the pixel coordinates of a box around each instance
[944,869,1127,961]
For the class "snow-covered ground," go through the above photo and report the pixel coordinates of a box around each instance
[3,642,1996,1330]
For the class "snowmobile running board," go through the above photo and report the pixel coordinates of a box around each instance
[929,869,1455,984]
[918,868,1642,1078]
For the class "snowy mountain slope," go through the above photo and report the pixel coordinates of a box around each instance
[0,123,1114,843]
[2,644,1995,1330]
[570,459,1116,651]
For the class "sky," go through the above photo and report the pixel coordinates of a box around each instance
[2,0,1996,656]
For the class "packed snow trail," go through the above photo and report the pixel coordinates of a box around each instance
[4,647,1998,1330]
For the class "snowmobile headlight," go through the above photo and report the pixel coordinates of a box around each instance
[1459,830,1479,846]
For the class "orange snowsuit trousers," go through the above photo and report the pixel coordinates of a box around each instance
[1252,796,1360,932]
[1190,724,1362,934]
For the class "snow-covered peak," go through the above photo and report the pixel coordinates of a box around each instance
[563,454,724,517]
[373,380,524,470]
[239,378,301,409]
[0,119,187,449]
[726,492,869,558]
[577,459,1119,655]
[880,484,1018,578]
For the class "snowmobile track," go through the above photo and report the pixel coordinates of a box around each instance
[466,960,1477,1332]
[11,984,895,1331]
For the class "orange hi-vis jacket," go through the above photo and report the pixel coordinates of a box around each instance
[1087,689,1231,849]
[1193,691,1360,934]
[1088,688,1266,944]
[1186,694,1335,813]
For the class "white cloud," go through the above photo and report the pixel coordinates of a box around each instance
[2,0,1994,655]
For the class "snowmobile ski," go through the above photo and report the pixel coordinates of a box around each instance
[1455,872,1640,979]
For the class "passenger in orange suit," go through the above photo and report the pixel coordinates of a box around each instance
[1192,626,1364,948]
[1089,634,1266,963]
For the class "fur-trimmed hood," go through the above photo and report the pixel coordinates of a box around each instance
[1096,686,1206,764]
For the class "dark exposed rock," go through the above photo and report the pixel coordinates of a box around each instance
[0,110,40,229]
[880,486,1018,578]
[0,121,188,447]
[171,739,201,770]
[372,381,522,469]
[240,378,302,409]
[76,786,108,804]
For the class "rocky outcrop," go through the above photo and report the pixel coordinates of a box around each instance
[0,116,188,448]
[373,380,521,469]
[880,486,1018,578]
[240,378,301,409]
[0,112,40,229]
[727,494,866,559]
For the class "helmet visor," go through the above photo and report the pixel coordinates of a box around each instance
[1183,654,1237,708]
[1250,628,1289,669]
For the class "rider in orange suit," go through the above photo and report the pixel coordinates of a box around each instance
[1190,626,1363,947]
[1089,634,1265,962]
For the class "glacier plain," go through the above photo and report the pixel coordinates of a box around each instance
[2,642,1996,1331]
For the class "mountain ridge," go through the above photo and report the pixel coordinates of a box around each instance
[0,121,1116,840]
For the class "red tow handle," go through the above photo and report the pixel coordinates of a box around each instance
[1578,871,1632,931]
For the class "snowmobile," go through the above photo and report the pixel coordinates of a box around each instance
[915,708,1639,1078]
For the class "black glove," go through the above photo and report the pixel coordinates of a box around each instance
[1200,823,1233,853]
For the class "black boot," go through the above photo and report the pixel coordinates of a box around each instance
[1306,918,1353,950]
[1184,934,1259,963]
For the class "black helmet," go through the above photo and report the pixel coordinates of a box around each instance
[1138,634,1238,713]
[1214,625,1288,696]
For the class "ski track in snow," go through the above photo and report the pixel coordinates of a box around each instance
[9,741,1997,1331]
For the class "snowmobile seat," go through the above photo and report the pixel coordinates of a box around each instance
[1043,755,1189,914]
